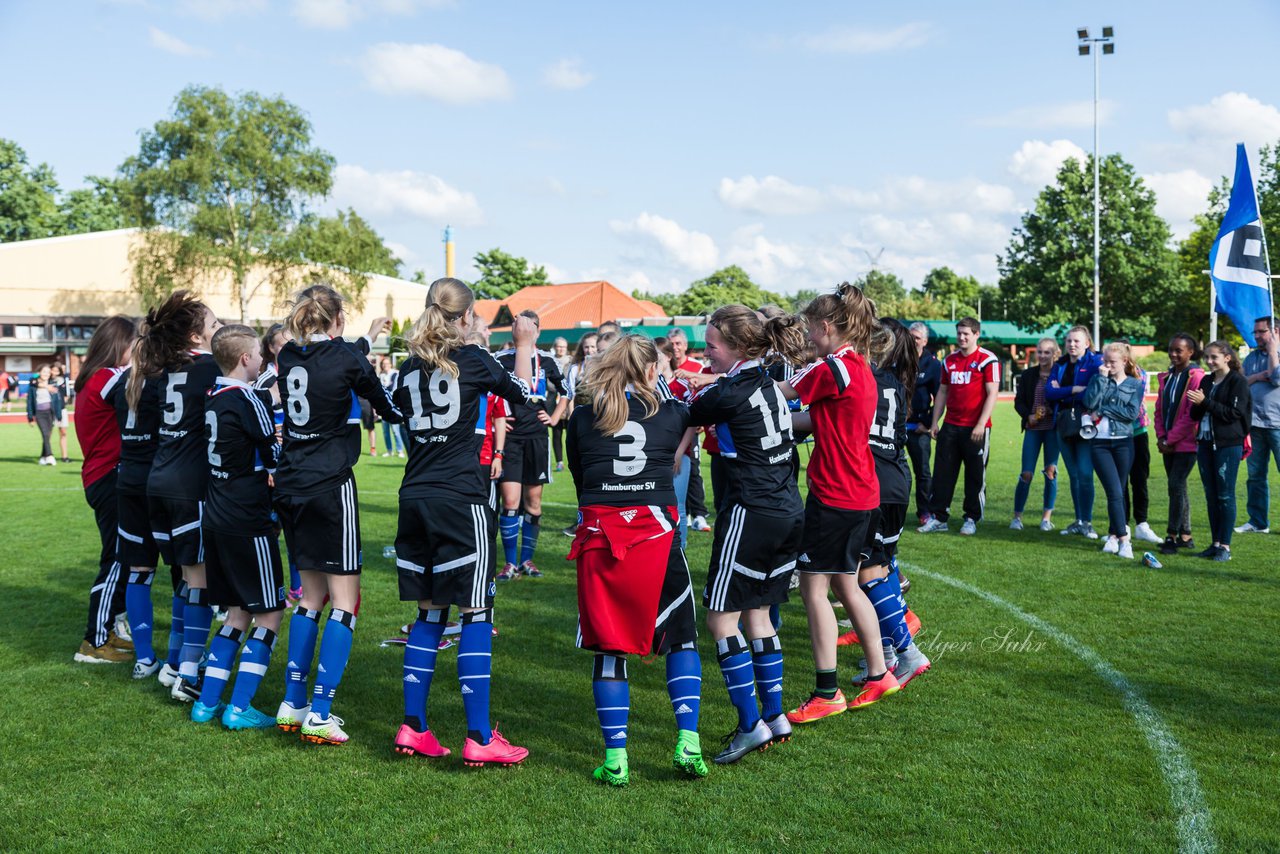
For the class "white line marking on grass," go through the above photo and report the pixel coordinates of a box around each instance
[903,562,1216,854]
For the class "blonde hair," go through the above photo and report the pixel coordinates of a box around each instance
[584,334,660,437]
[407,278,474,378]
[708,304,807,366]
[212,325,260,374]
[1065,324,1093,349]
[801,282,879,355]
[1102,341,1140,378]
[286,284,344,342]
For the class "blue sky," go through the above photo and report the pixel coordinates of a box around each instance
[3,0,1279,295]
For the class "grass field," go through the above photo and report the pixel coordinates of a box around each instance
[0,401,1276,852]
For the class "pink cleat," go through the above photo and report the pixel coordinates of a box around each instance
[462,726,529,767]
[394,725,451,758]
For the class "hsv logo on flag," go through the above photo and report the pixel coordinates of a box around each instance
[1210,143,1273,346]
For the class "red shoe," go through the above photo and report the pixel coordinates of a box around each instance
[463,726,529,767]
[849,671,900,709]
[905,609,922,637]
[394,724,451,758]
[836,629,860,646]
[785,690,847,724]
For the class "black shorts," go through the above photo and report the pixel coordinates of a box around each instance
[204,528,285,613]
[866,503,907,568]
[499,434,551,486]
[396,496,495,609]
[276,477,362,575]
[653,542,698,653]
[118,491,160,568]
[797,495,879,574]
[703,504,803,612]
[148,496,204,567]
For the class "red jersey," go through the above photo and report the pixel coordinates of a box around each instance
[790,347,879,511]
[941,347,1000,428]
[479,394,508,466]
[75,367,124,488]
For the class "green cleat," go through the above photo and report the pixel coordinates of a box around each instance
[592,747,630,787]
[672,729,708,778]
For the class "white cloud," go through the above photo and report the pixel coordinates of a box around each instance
[542,58,594,90]
[361,43,512,104]
[1143,169,1214,240]
[176,0,265,21]
[291,0,453,29]
[718,176,826,216]
[978,100,1115,129]
[147,26,211,57]
[383,240,415,263]
[540,261,571,283]
[610,213,720,273]
[800,21,934,54]
[331,164,484,226]
[1008,139,1088,186]
[719,174,1017,216]
[1168,91,1280,147]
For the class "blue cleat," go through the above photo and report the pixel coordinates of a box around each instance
[222,704,277,730]
[191,700,225,723]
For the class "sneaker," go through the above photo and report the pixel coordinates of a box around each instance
[1040,519,1055,532]
[107,629,133,652]
[520,560,543,578]
[1102,536,1120,555]
[1133,522,1163,543]
[1212,548,1232,562]
[132,658,161,679]
[848,672,901,710]
[562,524,578,537]
[763,713,793,745]
[905,609,922,637]
[836,630,860,647]
[1194,545,1219,559]
[893,643,932,688]
[222,705,277,730]
[300,712,349,745]
[73,639,131,664]
[1117,540,1134,560]
[397,450,406,458]
[852,644,898,687]
[1009,518,1024,531]
[48,456,57,466]
[394,724,451,758]
[496,563,519,581]
[114,615,133,643]
[191,700,225,723]
[170,677,200,703]
[1081,523,1099,540]
[713,718,774,764]
[1234,522,1270,534]
[917,518,948,534]
[593,747,629,787]
[1061,521,1083,536]
[381,452,392,457]
[1175,537,1196,550]
[462,727,529,767]
[555,461,565,472]
[690,516,712,533]
[276,701,310,733]
[1159,536,1179,556]
[158,662,180,687]
[38,456,49,466]
[959,518,977,536]
[672,729,709,777]
[786,691,848,724]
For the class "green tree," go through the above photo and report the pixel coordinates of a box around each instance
[472,247,549,299]
[291,208,401,279]
[58,176,132,235]
[921,266,982,318]
[857,268,906,309]
[662,266,783,316]
[998,153,1180,341]
[632,289,680,314]
[119,86,339,320]
[786,288,820,313]
[0,139,60,242]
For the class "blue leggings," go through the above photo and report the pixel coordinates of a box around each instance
[1013,429,1059,514]
[382,419,404,454]
[1058,434,1095,523]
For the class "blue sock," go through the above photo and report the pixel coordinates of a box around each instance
[229,627,276,711]
[199,624,242,707]
[593,654,629,748]
[665,645,701,732]
[288,558,300,592]
[500,510,520,567]
[458,609,493,744]
[769,603,782,632]
[179,587,212,685]
[519,513,541,565]
[125,571,156,664]
[166,582,187,669]
[716,634,760,731]
[861,573,911,652]
[404,608,448,731]
[751,635,784,719]
[311,608,355,719]
[284,607,320,707]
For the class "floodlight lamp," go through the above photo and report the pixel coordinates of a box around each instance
[1102,26,1114,38]
[1102,43,1114,54]
[1077,27,1089,40]
[1078,44,1090,55]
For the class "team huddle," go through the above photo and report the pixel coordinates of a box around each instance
[72,276,932,785]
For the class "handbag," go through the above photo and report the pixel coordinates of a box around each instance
[1055,404,1082,440]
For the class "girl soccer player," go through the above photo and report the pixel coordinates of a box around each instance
[686,305,807,764]
[390,278,535,766]
[273,284,403,745]
[129,291,222,702]
[777,284,901,725]
[567,334,706,786]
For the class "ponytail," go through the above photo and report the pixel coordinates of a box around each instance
[707,304,807,366]
[871,318,919,399]
[801,282,878,355]
[126,290,209,411]
[406,278,474,378]
[584,334,660,437]
[286,283,344,343]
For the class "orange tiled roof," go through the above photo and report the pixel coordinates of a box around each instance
[477,281,668,328]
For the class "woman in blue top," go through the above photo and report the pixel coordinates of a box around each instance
[1045,325,1104,539]
[1083,342,1145,559]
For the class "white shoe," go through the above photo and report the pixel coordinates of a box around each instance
[1102,535,1120,555]
[1009,518,1024,531]
[1081,523,1099,540]
[276,701,311,732]
[157,662,180,687]
[37,456,49,466]
[690,516,712,532]
[1117,540,1134,559]
[48,456,57,466]
[133,658,162,679]
[300,711,349,745]
[917,517,949,534]
[1133,522,1163,543]
[959,519,977,536]
[1234,522,1270,534]
[1061,521,1082,536]
[1040,519,1054,532]
[170,675,199,703]
[114,615,132,643]
[381,452,392,457]
[397,451,406,458]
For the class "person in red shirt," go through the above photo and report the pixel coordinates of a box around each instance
[72,316,139,664]
[669,327,713,531]
[918,317,1000,535]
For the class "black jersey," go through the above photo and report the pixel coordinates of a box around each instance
[107,368,162,496]
[495,348,566,437]
[147,352,221,501]
[275,336,402,497]
[567,396,690,508]
[204,378,280,535]
[870,364,911,505]
[395,345,530,501]
[688,362,802,516]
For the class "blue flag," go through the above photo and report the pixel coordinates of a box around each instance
[1210,143,1272,346]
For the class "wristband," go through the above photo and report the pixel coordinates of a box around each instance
[494,449,505,457]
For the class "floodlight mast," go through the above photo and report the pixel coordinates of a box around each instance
[1077,25,1115,346]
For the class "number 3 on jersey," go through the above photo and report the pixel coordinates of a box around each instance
[404,368,460,430]
[613,421,647,476]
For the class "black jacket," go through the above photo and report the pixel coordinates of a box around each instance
[1189,370,1251,449]
[908,349,941,427]
[1013,365,1053,431]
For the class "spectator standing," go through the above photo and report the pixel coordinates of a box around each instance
[1045,326,1103,539]
[670,327,712,532]
[1010,337,1060,532]
[906,322,941,525]
[377,355,406,458]
[1237,315,1280,534]
[1187,341,1252,561]
[551,337,571,471]
[49,362,71,462]
[1083,342,1145,559]
[1124,361,1163,544]
[1154,333,1204,556]
[27,364,62,465]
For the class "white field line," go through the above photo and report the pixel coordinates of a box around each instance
[903,562,1216,854]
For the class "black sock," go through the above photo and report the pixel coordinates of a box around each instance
[403,714,424,732]
[815,668,838,699]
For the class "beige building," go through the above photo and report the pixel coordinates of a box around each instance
[0,228,436,378]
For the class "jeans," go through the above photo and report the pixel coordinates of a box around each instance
[1013,428,1059,515]
[381,418,404,454]
[906,429,933,519]
[1162,451,1196,536]
[1124,431,1151,525]
[1091,438,1134,538]
[928,423,990,523]
[1198,443,1244,546]
[673,453,692,550]
[34,408,54,457]
[1245,426,1280,529]
[1058,434,1095,523]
